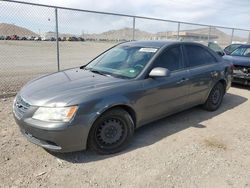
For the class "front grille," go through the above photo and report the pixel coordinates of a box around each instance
[234,65,250,74]
[13,95,31,119]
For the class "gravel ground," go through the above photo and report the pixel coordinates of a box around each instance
[0,85,250,188]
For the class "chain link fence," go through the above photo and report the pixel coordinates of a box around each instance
[0,0,250,97]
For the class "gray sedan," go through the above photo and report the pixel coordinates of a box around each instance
[13,41,232,154]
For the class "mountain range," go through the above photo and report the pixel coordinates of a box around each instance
[0,23,248,44]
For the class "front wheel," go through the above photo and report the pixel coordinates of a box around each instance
[88,108,134,155]
[203,82,225,111]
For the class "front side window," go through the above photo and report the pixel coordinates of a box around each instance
[185,45,216,67]
[86,46,158,79]
[153,46,183,71]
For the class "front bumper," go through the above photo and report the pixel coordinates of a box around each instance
[232,73,250,85]
[232,66,250,85]
[14,115,91,152]
[12,97,96,152]
[12,94,98,152]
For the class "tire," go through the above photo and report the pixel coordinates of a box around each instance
[88,108,134,155]
[203,82,225,111]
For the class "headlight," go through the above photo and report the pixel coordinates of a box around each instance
[32,106,78,122]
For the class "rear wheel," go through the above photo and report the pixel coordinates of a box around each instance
[88,108,134,155]
[203,82,225,111]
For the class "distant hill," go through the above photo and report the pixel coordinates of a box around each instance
[0,23,38,37]
[85,27,248,45]
[178,27,247,44]
[85,27,154,41]
[182,27,230,42]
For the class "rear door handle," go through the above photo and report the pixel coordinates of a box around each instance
[176,78,189,84]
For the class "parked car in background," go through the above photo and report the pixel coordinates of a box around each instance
[34,37,41,41]
[27,36,35,40]
[10,35,19,40]
[50,37,56,41]
[5,36,11,40]
[20,37,27,40]
[224,43,243,55]
[78,37,85,41]
[13,41,232,154]
[67,36,78,41]
[41,36,49,41]
[223,44,250,85]
[0,36,5,40]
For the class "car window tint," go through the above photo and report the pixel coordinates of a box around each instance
[231,47,246,56]
[225,44,241,54]
[208,42,222,53]
[100,48,127,64]
[225,45,233,52]
[243,48,250,56]
[153,46,182,71]
[186,45,216,67]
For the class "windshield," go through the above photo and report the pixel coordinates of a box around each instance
[85,46,158,79]
[230,46,250,57]
[225,44,242,54]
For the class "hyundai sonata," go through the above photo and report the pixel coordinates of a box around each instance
[13,41,232,154]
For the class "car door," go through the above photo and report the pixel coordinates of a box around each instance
[183,44,220,105]
[137,45,190,125]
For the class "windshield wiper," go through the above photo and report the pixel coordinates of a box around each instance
[84,67,130,79]
[88,68,110,77]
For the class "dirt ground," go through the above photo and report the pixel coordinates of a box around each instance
[0,85,250,188]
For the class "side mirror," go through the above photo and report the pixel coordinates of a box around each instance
[149,67,171,77]
[224,50,230,55]
[216,51,225,56]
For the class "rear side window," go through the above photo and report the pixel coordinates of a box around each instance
[185,45,216,67]
[153,46,183,71]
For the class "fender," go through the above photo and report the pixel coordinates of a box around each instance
[203,76,228,103]
[88,94,137,129]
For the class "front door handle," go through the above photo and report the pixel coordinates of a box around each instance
[176,78,189,84]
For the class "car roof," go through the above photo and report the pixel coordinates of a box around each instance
[238,44,250,48]
[228,43,243,45]
[119,40,211,49]
[119,40,181,48]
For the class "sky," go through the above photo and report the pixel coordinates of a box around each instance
[1,0,250,36]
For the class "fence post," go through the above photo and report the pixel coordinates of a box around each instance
[177,22,180,40]
[208,26,211,42]
[55,8,60,71]
[230,28,234,44]
[132,17,135,41]
[248,31,250,43]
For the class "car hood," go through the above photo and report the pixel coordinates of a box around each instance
[19,68,127,106]
[223,55,250,66]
